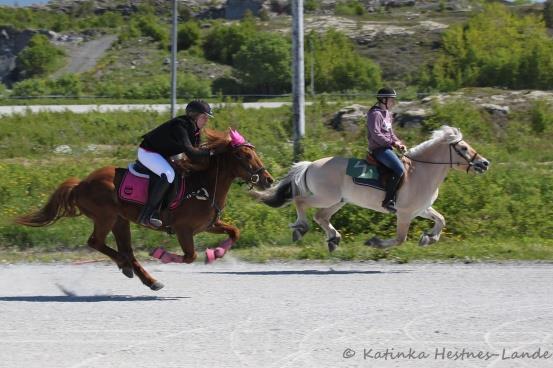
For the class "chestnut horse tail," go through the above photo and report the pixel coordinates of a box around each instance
[15,178,81,227]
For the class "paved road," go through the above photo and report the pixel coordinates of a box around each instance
[1,261,552,368]
[52,35,118,78]
[0,102,298,116]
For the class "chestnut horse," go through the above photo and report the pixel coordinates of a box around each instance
[16,129,273,291]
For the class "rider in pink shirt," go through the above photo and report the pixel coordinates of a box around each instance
[366,88,407,213]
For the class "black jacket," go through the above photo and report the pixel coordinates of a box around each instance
[140,115,211,159]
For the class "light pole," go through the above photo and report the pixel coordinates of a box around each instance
[292,0,305,161]
[170,0,178,118]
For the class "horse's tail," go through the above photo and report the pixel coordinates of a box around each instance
[251,161,312,208]
[15,178,81,227]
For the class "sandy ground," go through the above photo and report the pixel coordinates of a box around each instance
[1,260,552,368]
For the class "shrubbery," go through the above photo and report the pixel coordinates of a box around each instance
[335,0,366,16]
[11,74,82,97]
[16,34,65,78]
[177,21,201,51]
[421,3,553,91]
[234,32,291,94]
[96,73,210,99]
[202,19,256,65]
[306,29,382,93]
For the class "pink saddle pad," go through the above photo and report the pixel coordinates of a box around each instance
[118,171,185,209]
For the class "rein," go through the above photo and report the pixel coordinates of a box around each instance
[403,140,479,173]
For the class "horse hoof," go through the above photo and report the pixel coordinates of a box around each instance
[365,237,381,248]
[214,247,226,258]
[121,266,134,278]
[292,229,303,242]
[327,237,340,252]
[419,234,430,247]
[184,251,197,264]
[205,248,216,264]
[150,281,164,291]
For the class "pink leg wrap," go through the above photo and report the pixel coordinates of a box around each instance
[206,238,235,263]
[151,247,184,264]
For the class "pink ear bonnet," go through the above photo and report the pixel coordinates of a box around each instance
[230,129,254,148]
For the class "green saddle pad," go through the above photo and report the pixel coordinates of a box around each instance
[346,158,380,180]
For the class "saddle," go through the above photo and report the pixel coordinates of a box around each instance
[116,161,209,211]
[346,153,409,191]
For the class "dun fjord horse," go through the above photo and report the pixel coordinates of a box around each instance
[16,129,273,290]
[254,126,489,250]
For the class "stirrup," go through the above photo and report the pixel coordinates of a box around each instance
[149,213,163,228]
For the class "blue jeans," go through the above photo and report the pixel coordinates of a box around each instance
[373,147,404,177]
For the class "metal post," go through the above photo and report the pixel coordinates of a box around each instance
[292,0,305,161]
[309,38,315,98]
[170,0,178,118]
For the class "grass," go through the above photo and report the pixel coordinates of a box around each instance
[0,100,551,263]
[2,237,552,264]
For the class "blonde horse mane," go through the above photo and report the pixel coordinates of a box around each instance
[407,125,463,157]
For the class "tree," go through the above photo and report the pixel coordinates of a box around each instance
[203,19,256,65]
[306,29,381,92]
[17,34,65,78]
[234,33,291,94]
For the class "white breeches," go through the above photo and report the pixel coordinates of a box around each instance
[137,147,175,183]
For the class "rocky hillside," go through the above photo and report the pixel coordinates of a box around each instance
[0,0,547,90]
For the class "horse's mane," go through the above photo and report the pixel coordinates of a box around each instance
[407,125,463,156]
[203,128,231,150]
[172,128,231,173]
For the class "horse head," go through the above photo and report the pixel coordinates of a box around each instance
[226,129,274,190]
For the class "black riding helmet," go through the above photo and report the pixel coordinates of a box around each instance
[376,87,397,109]
[185,100,214,117]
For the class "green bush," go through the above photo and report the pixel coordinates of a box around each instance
[421,3,553,91]
[95,73,210,99]
[544,0,553,28]
[135,15,169,48]
[202,19,256,65]
[335,0,366,16]
[47,74,82,97]
[11,78,48,97]
[234,32,291,94]
[305,0,320,12]
[17,34,65,78]
[177,21,201,51]
[530,100,553,134]
[306,29,382,93]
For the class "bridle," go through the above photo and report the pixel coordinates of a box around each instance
[231,144,267,188]
[206,144,267,229]
[403,140,479,173]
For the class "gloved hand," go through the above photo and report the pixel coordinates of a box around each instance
[209,146,227,156]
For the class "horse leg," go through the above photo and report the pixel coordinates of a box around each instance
[313,202,346,252]
[111,216,163,290]
[204,220,240,263]
[175,227,198,264]
[87,218,129,271]
[290,197,313,241]
[366,213,412,249]
[417,207,445,247]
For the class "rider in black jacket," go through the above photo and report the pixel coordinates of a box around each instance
[137,100,216,228]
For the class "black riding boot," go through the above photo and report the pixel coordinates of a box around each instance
[382,173,404,214]
[138,174,171,228]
